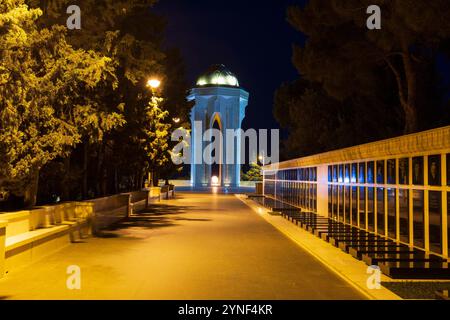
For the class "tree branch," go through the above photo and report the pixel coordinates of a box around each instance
[384,57,407,107]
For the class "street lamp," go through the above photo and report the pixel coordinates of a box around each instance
[259,152,265,197]
[146,78,162,187]
[147,78,161,89]
[172,117,181,124]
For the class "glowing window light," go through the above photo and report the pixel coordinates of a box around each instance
[196,66,240,87]
[213,75,225,85]
[197,78,207,86]
[227,75,237,86]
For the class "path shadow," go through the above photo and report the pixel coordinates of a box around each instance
[138,204,191,216]
[95,202,212,239]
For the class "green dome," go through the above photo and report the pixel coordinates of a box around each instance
[196,64,239,87]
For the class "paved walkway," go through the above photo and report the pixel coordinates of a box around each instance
[0,193,365,300]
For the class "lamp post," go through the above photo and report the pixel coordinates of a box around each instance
[146,78,162,188]
[259,152,265,197]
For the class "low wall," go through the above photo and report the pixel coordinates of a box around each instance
[0,188,164,277]
[129,190,152,213]
[240,181,258,188]
[1,202,94,239]
[167,180,258,188]
[90,194,129,213]
[168,180,191,187]
[89,194,129,231]
[0,202,94,277]
[0,220,6,277]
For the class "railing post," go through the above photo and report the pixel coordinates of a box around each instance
[41,207,55,228]
[0,220,7,279]
[149,187,161,202]
[145,189,150,209]
[127,194,132,218]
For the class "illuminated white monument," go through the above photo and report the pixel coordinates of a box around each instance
[188,64,249,187]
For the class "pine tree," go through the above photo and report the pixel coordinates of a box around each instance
[142,96,171,186]
[242,163,263,182]
[0,0,117,207]
[1,1,191,204]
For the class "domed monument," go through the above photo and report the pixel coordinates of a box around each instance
[188,64,249,187]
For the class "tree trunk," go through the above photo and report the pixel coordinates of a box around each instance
[136,171,141,190]
[95,143,104,196]
[62,156,71,201]
[100,143,107,196]
[385,47,419,135]
[128,175,133,191]
[114,165,119,194]
[402,102,418,134]
[24,170,39,208]
[402,45,418,134]
[138,171,144,191]
[82,142,89,199]
[152,170,159,187]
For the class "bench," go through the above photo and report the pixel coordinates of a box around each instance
[160,185,175,200]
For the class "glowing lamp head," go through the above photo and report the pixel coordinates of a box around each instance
[147,79,161,89]
[211,176,220,186]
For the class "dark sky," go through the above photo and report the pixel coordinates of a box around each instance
[154,0,307,131]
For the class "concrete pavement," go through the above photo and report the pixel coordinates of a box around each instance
[0,192,365,300]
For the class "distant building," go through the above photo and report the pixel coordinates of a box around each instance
[188,65,249,187]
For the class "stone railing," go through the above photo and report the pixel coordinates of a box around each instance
[264,125,450,171]
[89,194,130,232]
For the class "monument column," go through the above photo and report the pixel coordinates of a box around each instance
[188,64,249,188]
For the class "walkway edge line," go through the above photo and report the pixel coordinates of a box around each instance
[235,195,402,301]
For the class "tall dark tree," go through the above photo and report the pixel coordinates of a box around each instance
[26,0,192,202]
[0,0,121,208]
[274,78,401,159]
[288,0,450,134]
[275,0,450,160]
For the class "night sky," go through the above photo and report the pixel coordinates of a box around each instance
[155,0,307,132]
